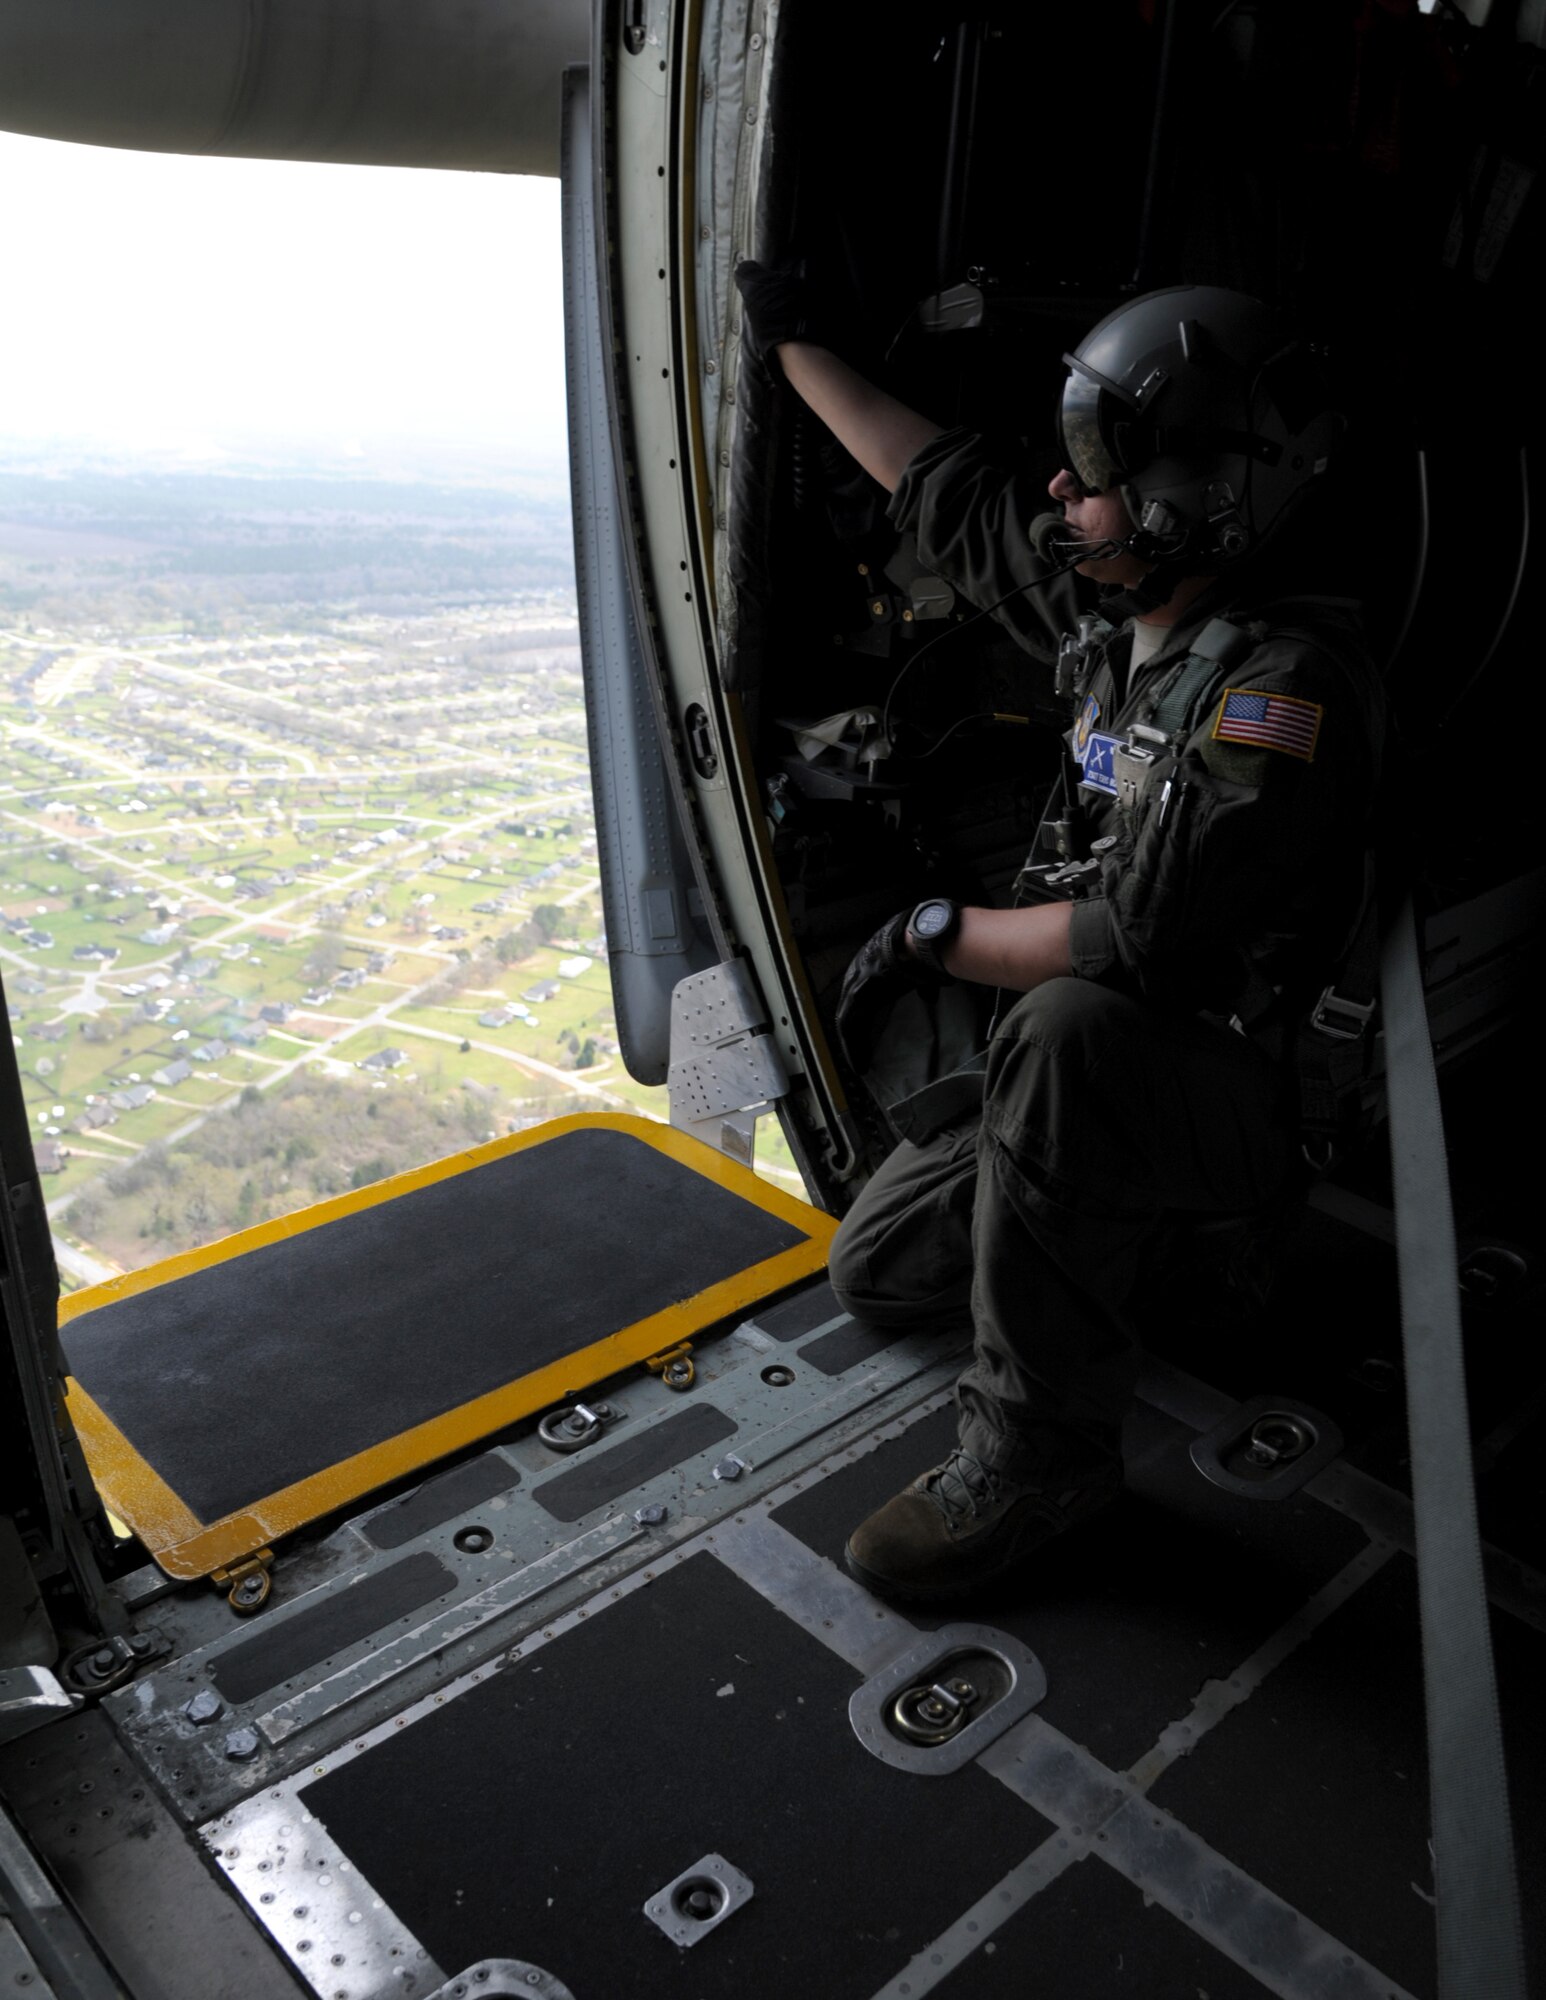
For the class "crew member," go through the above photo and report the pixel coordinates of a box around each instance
[735,268,1385,1603]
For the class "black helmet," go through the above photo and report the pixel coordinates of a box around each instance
[1056,285,1339,567]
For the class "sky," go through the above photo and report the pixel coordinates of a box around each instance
[0,132,569,471]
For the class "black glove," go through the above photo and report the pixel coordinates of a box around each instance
[734,258,834,373]
[835,908,946,1077]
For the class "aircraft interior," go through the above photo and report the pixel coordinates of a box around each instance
[2,3,1543,1999]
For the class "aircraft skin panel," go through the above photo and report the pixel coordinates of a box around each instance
[0,0,589,175]
[59,1113,834,1580]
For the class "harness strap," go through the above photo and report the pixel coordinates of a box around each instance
[1382,896,1527,1999]
[1146,615,1256,738]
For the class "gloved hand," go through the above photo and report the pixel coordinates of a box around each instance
[733,258,835,373]
[835,908,948,1077]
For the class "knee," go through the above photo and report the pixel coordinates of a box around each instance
[826,1136,977,1325]
[826,1220,876,1319]
[828,1215,966,1325]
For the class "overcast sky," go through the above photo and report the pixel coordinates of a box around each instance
[0,131,569,468]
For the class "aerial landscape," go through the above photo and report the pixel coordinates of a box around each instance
[0,444,800,1289]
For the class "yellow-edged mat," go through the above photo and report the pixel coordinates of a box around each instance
[62,1115,833,1582]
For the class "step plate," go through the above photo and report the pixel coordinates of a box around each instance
[61,1115,832,1579]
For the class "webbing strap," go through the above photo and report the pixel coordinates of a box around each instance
[1148,653,1226,737]
[1381,895,1526,1999]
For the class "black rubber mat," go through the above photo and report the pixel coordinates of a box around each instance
[929,1849,1274,1999]
[363,1455,520,1552]
[211,1551,456,1705]
[65,1127,806,1524]
[750,1279,844,1342]
[303,1554,1049,2000]
[796,1317,912,1377]
[1149,1552,1546,2000]
[772,1400,1371,1773]
[531,1403,737,1523]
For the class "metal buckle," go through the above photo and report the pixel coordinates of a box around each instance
[1311,986,1375,1042]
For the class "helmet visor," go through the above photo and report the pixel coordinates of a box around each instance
[1057,369,1123,496]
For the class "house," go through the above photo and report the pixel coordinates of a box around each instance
[140,924,179,946]
[478,1008,513,1029]
[34,1140,66,1174]
[260,1003,293,1024]
[191,1040,228,1062]
[521,980,561,1004]
[558,956,593,979]
[32,1021,71,1044]
[108,1084,154,1112]
[73,1104,116,1133]
[358,1047,406,1072]
[151,1059,192,1087]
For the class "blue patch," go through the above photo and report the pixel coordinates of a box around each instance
[1079,730,1122,796]
[1074,692,1100,754]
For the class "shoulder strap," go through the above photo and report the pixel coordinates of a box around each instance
[1147,615,1256,739]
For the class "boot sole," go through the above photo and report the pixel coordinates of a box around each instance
[841,1489,1122,1606]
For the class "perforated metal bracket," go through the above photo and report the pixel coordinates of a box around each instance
[849,1624,1047,1775]
[1189,1394,1343,1499]
[424,1961,576,2000]
[666,960,789,1161]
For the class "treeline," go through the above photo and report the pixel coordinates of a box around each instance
[69,1067,574,1266]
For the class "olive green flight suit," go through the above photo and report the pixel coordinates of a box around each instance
[827,428,1386,1479]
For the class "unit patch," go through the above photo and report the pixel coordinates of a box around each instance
[1074,692,1100,754]
[1211,686,1323,762]
[1078,729,1123,796]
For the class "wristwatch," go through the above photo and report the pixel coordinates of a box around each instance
[904,896,961,976]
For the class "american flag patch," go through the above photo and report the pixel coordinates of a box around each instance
[1211,686,1323,762]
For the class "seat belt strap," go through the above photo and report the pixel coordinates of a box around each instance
[1380,894,1526,2000]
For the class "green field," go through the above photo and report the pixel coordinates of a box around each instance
[3,477,809,1278]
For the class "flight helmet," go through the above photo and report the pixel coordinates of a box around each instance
[1056,285,1340,568]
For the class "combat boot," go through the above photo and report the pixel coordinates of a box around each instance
[844,1445,1122,1604]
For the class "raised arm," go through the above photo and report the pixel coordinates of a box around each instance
[775,342,945,494]
[735,260,945,492]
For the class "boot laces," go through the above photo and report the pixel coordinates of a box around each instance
[930,1449,1005,1521]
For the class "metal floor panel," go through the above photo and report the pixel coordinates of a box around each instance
[174,1342,1546,2000]
[59,1116,832,1580]
[8,1256,1541,2000]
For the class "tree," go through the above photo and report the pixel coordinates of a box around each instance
[532,903,564,942]
[304,929,345,981]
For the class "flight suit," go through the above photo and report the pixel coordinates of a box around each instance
[828,428,1386,1479]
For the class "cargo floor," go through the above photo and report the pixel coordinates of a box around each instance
[5,1187,1541,2000]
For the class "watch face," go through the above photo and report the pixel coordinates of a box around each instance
[913,899,953,939]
